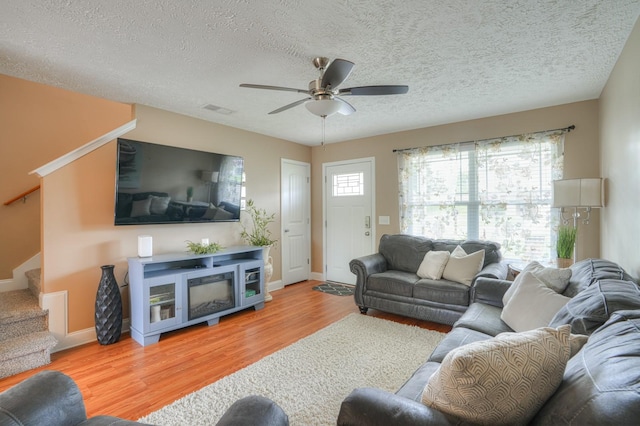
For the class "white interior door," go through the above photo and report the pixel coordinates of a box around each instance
[324,158,375,284]
[281,159,310,285]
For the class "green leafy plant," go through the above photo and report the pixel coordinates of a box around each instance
[556,225,577,259]
[186,240,222,255]
[241,199,277,247]
[186,186,194,199]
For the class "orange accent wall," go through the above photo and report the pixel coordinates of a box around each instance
[0,74,133,280]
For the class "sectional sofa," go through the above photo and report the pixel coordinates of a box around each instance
[338,258,640,425]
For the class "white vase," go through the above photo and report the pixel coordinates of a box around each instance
[262,245,273,302]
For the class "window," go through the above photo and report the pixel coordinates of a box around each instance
[397,130,566,261]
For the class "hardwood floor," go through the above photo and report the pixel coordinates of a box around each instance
[0,280,451,420]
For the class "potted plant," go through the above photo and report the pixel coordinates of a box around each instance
[556,225,577,268]
[240,199,277,247]
[241,199,277,301]
[186,186,194,202]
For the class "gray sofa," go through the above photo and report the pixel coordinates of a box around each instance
[350,234,507,325]
[0,370,289,426]
[338,258,640,425]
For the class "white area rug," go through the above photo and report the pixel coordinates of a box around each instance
[139,313,445,425]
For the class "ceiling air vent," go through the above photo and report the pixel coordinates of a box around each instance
[203,104,234,115]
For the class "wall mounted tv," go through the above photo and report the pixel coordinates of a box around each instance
[114,138,244,226]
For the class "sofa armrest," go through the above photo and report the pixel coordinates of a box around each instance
[337,387,461,426]
[471,277,512,307]
[350,253,387,306]
[475,261,508,281]
[216,395,289,426]
[0,370,88,426]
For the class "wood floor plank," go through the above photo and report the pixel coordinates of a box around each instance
[0,280,451,420]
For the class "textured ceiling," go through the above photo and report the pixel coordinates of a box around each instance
[1,1,639,145]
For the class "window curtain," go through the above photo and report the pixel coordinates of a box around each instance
[398,130,565,261]
[216,156,244,208]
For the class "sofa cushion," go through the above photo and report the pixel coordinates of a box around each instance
[549,279,640,335]
[378,234,434,273]
[413,279,470,306]
[532,310,640,425]
[453,302,514,336]
[501,272,571,332]
[417,251,450,279]
[427,326,493,363]
[433,239,502,269]
[442,245,485,286]
[367,271,418,298]
[503,261,571,305]
[564,258,633,297]
[422,325,576,425]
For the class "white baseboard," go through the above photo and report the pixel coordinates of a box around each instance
[266,279,284,293]
[0,278,23,293]
[310,272,324,282]
[40,289,131,353]
[12,253,41,290]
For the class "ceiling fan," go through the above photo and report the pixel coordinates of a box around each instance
[240,57,409,117]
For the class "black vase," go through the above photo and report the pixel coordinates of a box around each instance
[95,265,123,345]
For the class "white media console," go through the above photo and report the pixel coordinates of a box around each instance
[127,246,264,346]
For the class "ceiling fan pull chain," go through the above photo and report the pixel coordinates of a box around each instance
[321,115,326,147]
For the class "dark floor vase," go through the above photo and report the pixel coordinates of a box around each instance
[95,265,123,345]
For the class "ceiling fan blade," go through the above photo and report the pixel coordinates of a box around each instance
[268,98,311,114]
[321,59,354,89]
[335,97,356,115]
[240,83,308,94]
[339,85,409,96]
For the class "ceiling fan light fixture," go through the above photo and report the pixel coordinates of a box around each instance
[305,98,343,117]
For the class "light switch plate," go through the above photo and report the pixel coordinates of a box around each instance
[379,216,390,225]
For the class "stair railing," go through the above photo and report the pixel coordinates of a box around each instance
[4,185,40,206]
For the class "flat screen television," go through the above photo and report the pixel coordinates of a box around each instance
[114,138,244,225]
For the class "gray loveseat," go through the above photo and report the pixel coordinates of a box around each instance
[350,234,507,325]
[338,258,640,425]
[0,370,289,426]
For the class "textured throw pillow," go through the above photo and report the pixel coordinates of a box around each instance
[202,203,220,220]
[417,251,450,280]
[422,325,575,425]
[149,195,171,215]
[503,261,572,305]
[130,197,152,217]
[501,271,571,332]
[442,245,485,286]
[213,207,234,220]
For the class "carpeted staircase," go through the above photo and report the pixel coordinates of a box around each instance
[0,269,58,378]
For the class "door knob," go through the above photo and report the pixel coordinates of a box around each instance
[365,231,370,236]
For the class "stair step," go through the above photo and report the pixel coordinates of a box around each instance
[0,331,58,379]
[0,290,48,343]
[25,268,41,297]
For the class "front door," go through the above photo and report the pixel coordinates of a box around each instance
[324,158,375,284]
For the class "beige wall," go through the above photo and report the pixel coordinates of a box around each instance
[43,104,310,332]
[600,17,640,278]
[310,100,601,273]
[0,74,132,279]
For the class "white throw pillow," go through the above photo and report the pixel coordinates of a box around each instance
[422,325,576,425]
[501,271,571,332]
[441,245,485,286]
[130,197,152,217]
[149,195,171,215]
[503,261,572,305]
[417,251,451,280]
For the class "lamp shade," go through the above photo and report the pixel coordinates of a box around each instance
[201,170,219,183]
[552,178,603,208]
[305,99,342,117]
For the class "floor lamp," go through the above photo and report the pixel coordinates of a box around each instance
[552,178,603,262]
